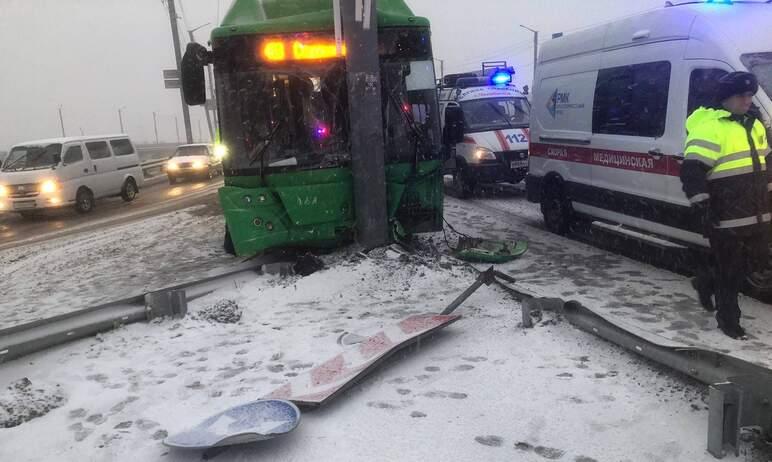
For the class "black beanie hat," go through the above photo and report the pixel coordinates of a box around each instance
[717,71,759,102]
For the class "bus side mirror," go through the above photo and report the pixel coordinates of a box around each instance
[181,42,211,106]
[443,105,465,146]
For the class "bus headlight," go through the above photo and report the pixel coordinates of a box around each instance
[40,180,58,194]
[192,161,205,170]
[473,147,496,161]
[167,161,179,171]
[213,144,228,160]
[0,185,7,198]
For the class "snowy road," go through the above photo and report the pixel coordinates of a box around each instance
[0,177,223,251]
[0,202,239,329]
[1,191,762,461]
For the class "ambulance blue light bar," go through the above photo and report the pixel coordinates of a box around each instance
[490,67,514,86]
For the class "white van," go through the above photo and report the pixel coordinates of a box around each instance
[0,135,145,215]
[527,2,772,248]
[440,66,531,197]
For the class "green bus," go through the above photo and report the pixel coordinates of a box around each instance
[182,0,460,257]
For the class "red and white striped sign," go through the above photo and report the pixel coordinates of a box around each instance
[263,314,461,407]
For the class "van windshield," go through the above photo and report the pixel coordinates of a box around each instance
[742,52,772,100]
[460,97,530,133]
[2,143,62,171]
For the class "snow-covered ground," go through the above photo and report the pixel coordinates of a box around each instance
[443,194,772,371]
[1,192,761,461]
[0,242,723,461]
[0,205,239,329]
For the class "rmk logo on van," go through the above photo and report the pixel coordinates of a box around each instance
[546,89,584,118]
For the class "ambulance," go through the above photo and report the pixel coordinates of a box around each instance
[527,1,772,255]
[440,65,532,197]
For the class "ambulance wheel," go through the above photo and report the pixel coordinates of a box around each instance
[541,177,572,235]
[453,163,476,199]
[223,226,236,255]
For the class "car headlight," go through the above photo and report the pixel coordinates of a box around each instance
[167,162,179,171]
[0,185,7,198]
[192,161,205,170]
[40,180,58,194]
[213,144,228,160]
[473,147,497,161]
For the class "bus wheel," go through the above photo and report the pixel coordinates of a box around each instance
[541,178,572,235]
[224,226,236,255]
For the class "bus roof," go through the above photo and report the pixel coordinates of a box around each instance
[212,0,429,39]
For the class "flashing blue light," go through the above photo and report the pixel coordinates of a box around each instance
[491,71,512,86]
[705,0,733,4]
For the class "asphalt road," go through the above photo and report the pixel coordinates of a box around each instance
[0,175,223,251]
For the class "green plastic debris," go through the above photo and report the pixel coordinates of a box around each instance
[453,237,528,264]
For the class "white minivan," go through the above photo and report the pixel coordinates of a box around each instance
[527,2,772,249]
[0,135,145,216]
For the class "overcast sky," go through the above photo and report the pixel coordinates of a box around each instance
[0,0,666,149]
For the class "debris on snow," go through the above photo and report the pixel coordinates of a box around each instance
[293,253,325,276]
[0,378,66,428]
[194,299,242,324]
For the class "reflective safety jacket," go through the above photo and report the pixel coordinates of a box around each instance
[681,107,772,234]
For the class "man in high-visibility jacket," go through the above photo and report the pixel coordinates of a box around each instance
[681,71,771,340]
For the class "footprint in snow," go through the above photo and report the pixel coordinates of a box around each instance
[453,364,475,372]
[475,435,504,447]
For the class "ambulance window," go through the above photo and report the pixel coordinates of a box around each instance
[688,69,727,116]
[593,61,671,137]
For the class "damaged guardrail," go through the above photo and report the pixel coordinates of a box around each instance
[0,259,290,365]
[485,270,772,460]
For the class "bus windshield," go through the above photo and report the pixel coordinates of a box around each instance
[461,97,531,132]
[219,61,350,173]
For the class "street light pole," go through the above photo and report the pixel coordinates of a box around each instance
[118,106,126,133]
[520,24,539,87]
[165,0,193,144]
[153,112,159,144]
[58,105,66,137]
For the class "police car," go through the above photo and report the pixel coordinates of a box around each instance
[440,65,531,197]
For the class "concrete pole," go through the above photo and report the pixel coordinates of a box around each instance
[343,0,389,249]
[166,0,193,143]
[175,116,180,143]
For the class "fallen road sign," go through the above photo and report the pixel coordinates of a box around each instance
[263,313,461,407]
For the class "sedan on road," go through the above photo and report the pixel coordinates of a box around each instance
[166,144,224,184]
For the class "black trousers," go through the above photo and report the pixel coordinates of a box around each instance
[697,231,769,326]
